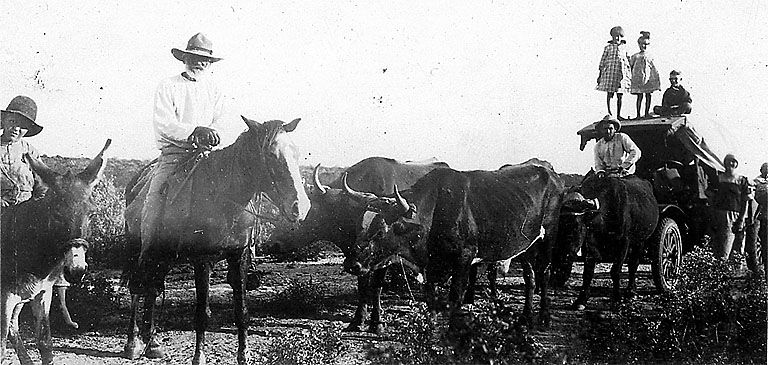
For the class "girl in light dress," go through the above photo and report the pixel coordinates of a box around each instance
[629,31,661,119]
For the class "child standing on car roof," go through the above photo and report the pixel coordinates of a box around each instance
[596,26,632,120]
[629,31,661,119]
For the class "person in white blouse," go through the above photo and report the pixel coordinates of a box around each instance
[593,114,641,177]
[140,33,225,260]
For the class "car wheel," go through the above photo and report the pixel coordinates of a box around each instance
[651,217,682,292]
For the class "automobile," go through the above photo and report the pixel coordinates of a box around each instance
[557,115,725,292]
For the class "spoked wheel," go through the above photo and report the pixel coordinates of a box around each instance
[651,217,682,292]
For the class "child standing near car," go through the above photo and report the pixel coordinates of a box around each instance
[596,26,632,120]
[630,31,661,119]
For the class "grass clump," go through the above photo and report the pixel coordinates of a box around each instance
[265,326,348,365]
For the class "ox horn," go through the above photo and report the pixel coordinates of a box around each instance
[393,184,410,214]
[313,163,328,194]
[343,173,371,202]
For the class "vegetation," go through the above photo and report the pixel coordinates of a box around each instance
[265,326,348,365]
[579,247,767,364]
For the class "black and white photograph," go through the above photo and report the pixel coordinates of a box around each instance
[1,1,766,364]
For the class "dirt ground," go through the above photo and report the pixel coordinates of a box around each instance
[4,253,660,364]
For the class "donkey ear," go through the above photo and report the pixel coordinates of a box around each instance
[242,115,261,130]
[26,155,60,186]
[77,139,111,187]
[283,118,301,132]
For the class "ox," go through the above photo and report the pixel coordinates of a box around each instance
[345,159,564,328]
[1,140,110,365]
[122,118,310,365]
[563,170,659,310]
[268,157,448,333]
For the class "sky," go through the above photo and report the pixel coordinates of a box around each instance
[2,0,766,174]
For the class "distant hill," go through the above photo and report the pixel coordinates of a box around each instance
[40,156,583,193]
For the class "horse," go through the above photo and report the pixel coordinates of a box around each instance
[1,139,110,365]
[121,117,310,365]
[566,170,659,310]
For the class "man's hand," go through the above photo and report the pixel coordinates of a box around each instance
[188,126,220,148]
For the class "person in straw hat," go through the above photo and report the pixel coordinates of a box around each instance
[1,95,81,329]
[140,32,226,260]
[593,114,642,177]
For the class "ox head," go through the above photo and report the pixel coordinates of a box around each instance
[241,117,310,223]
[343,183,426,277]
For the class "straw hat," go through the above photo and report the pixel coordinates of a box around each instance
[596,114,621,131]
[171,33,223,62]
[1,95,43,137]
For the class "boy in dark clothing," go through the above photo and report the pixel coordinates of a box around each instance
[653,70,692,116]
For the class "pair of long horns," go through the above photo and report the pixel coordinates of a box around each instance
[342,173,410,214]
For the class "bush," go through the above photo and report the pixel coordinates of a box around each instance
[265,326,348,365]
[54,271,123,332]
[581,246,767,364]
[263,277,329,316]
[368,301,546,364]
[88,177,128,269]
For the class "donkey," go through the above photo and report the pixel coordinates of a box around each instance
[121,118,310,365]
[1,139,110,365]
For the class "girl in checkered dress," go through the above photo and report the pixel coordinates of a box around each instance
[596,26,632,120]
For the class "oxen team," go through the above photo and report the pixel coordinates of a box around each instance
[1,126,662,364]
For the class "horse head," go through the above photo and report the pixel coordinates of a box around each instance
[241,117,310,223]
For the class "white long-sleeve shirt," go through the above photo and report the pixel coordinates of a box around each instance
[594,133,642,174]
[152,73,225,150]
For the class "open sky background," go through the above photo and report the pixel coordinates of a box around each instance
[2,1,766,174]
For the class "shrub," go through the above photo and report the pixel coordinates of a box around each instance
[263,277,329,316]
[581,246,767,364]
[54,271,123,332]
[368,300,546,364]
[88,177,127,269]
[265,326,348,365]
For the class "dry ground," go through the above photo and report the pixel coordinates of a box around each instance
[4,253,660,364]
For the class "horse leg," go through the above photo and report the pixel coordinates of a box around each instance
[192,261,212,365]
[123,293,145,359]
[226,251,249,365]
[140,291,165,359]
[30,288,54,365]
[367,268,385,334]
[573,259,597,310]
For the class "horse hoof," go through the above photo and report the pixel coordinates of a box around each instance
[342,323,363,332]
[123,339,145,360]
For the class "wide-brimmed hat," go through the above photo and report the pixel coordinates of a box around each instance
[596,114,621,131]
[1,95,43,137]
[171,33,223,62]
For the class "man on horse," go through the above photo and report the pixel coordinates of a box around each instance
[141,32,226,261]
[593,114,642,177]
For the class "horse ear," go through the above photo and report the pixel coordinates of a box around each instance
[283,118,301,132]
[241,115,261,130]
[77,139,111,187]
